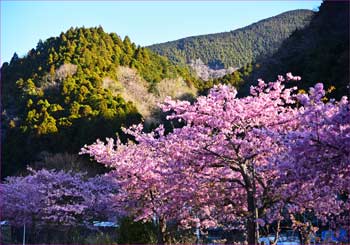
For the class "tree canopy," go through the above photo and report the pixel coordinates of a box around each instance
[0,27,197,177]
[148,10,314,69]
[82,73,350,244]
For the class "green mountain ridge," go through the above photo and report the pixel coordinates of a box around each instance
[238,0,349,99]
[148,9,314,69]
[0,26,197,177]
[2,2,348,178]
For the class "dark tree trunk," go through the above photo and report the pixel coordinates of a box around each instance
[157,217,166,244]
[46,227,52,243]
[28,218,36,244]
[271,220,281,245]
[10,226,18,243]
[247,191,257,245]
[303,236,311,245]
[242,164,257,245]
[28,226,34,244]
[301,230,311,245]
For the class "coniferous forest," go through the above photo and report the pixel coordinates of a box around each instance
[148,10,314,68]
[1,27,197,177]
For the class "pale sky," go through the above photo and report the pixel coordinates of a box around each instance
[1,1,322,63]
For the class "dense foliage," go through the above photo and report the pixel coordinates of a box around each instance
[1,2,349,243]
[0,27,196,177]
[0,169,119,243]
[242,1,349,99]
[1,169,118,227]
[82,73,349,244]
[2,74,349,244]
[273,84,350,243]
[148,10,314,69]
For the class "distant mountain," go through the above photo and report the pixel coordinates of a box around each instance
[2,2,347,178]
[239,0,349,99]
[148,10,314,71]
[0,27,197,177]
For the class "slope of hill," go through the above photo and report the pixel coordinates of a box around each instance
[0,27,197,177]
[148,10,314,70]
[239,0,349,99]
[106,66,197,123]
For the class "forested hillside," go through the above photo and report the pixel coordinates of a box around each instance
[2,2,348,179]
[0,27,197,177]
[239,1,349,99]
[148,10,314,69]
[1,2,350,244]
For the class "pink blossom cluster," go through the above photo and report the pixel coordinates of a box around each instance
[83,73,350,244]
[274,83,350,228]
[3,73,349,244]
[0,168,118,227]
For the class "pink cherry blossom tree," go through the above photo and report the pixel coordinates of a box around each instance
[271,83,350,244]
[81,131,189,243]
[82,73,304,244]
[3,74,348,244]
[0,168,118,230]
